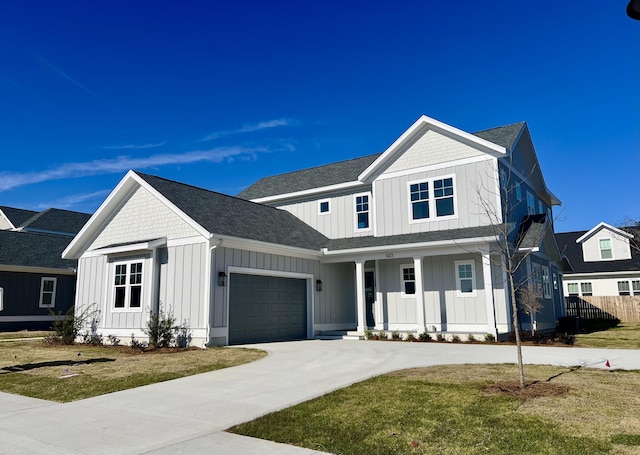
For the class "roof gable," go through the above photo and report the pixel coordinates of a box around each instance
[575,222,632,243]
[19,208,91,236]
[0,206,39,229]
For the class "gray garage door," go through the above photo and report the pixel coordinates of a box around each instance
[228,273,307,345]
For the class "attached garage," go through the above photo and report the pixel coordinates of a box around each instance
[228,272,309,345]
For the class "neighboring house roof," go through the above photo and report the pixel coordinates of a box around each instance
[0,206,39,229]
[135,172,330,251]
[0,230,77,270]
[238,119,524,201]
[555,228,640,274]
[19,208,91,236]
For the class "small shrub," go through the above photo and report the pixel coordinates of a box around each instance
[466,334,476,343]
[485,333,496,343]
[377,330,387,340]
[107,334,121,346]
[418,332,432,342]
[176,320,193,348]
[391,330,402,340]
[436,333,445,342]
[405,333,416,342]
[364,329,374,340]
[130,334,147,351]
[82,332,103,346]
[556,332,576,345]
[451,334,461,343]
[49,306,84,344]
[144,310,177,348]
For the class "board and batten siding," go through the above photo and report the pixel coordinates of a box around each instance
[581,229,632,262]
[88,185,200,250]
[373,158,497,236]
[74,255,108,329]
[210,247,355,330]
[276,188,373,240]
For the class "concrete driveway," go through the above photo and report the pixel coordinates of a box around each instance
[1,340,639,454]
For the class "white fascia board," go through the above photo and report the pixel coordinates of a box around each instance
[576,222,632,243]
[92,238,167,256]
[563,270,640,279]
[321,236,499,259]
[250,181,365,204]
[214,234,322,260]
[0,210,16,230]
[0,265,76,275]
[358,115,507,182]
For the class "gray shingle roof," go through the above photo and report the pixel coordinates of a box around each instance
[20,209,91,236]
[0,206,39,228]
[135,172,330,250]
[237,122,526,200]
[0,230,77,270]
[515,214,547,251]
[325,225,501,251]
[555,229,640,274]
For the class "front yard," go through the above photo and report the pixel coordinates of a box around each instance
[575,322,640,349]
[0,339,265,402]
[230,363,640,455]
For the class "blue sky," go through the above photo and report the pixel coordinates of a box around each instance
[1,1,638,232]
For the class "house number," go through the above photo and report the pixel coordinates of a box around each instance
[386,253,394,258]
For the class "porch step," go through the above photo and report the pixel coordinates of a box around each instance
[315,330,364,341]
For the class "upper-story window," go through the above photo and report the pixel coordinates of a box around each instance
[355,194,370,230]
[318,199,330,215]
[538,200,544,215]
[515,182,523,201]
[526,191,536,215]
[114,261,143,309]
[599,238,613,259]
[409,176,455,222]
[499,169,508,190]
[410,182,429,220]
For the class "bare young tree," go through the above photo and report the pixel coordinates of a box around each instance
[618,217,640,254]
[518,285,542,336]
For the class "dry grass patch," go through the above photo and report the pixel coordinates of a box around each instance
[0,340,266,402]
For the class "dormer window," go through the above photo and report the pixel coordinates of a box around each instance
[599,238,613,260]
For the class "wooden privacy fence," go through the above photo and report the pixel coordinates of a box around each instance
[565,296,640,322]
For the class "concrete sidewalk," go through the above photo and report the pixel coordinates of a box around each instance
[1,340,639,454]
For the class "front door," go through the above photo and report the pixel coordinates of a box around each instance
[365,270,375,328]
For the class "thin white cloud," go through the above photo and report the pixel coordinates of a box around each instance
[102,142,166,150]
[201,118,297,141]
[0,146,266,192]
[35,53,96,97]
[37,190,111,210]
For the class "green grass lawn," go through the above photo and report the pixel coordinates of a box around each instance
[230,364,640,455]
[0,339,266,402]
[0,330,53,340]
[575,322,640,349]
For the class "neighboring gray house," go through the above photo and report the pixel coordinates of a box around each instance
[0,207,91,330]
[63,115,564,346]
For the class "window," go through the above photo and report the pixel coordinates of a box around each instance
[567,283,579,296]
[401,267,416,296]
[318,200,330,214]
[542,266,552,299]
[633,280,640,296]
[39,277,57,308]
[538,200,544,215]
[599,238,613,260]
[580,282,593,297]
[532,263,542,295]
[526,191,536,215]
[515,182,523,201]
[410,182,429,220]
[499,169,507,190]
[114,261,143,309]
[434,178,454,217]
[355,194,370,230]
[618,281,630,296]
[456,261,475,296]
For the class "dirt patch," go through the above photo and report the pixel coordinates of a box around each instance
[483,381,570,399]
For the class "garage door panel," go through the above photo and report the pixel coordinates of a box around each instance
[229,273,307,345]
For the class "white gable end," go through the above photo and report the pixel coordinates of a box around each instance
[89,185,202,250]
[383,128,486,175]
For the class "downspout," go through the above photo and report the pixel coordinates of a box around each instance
[204,236,222,348]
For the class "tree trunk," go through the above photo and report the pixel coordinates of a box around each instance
[508,266,525,388]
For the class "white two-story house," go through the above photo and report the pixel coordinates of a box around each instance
[63,115,564,345]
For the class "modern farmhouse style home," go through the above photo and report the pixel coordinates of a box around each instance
[63,115,565,346]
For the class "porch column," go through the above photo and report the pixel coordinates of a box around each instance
[414,256,426,334]
[374,260,385,330]
[355,260,367,332]
[482,251,498,338]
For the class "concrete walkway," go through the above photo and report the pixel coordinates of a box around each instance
[1,340,639,454]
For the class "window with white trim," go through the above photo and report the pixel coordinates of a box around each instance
[542,266,551,299]
[599,238,613,260]
[632,280,640,295]
[114,261,143,309]
[401,266,416,296]
[355,194,370,230]
[526,191,536,215]
[39,277,57,308]
[580,282,593,297]
[567,283,579,296]
[532,263,542,296]
[409,176,456,222]
[318,199,330,214]
[618,281,630,296]
[434,178,454,217]
[409,182,429,220]
[455,260,475,296]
